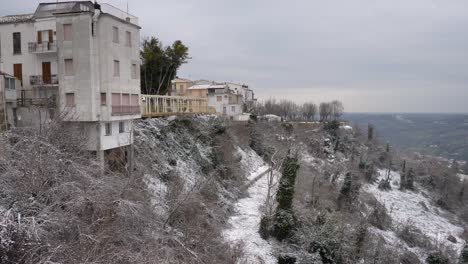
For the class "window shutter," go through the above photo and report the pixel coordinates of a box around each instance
[37,31,42,43]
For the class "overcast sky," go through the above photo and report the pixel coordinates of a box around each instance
[2,0,468,113]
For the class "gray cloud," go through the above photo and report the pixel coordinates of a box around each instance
[2,0,468,112]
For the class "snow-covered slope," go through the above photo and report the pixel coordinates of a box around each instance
[365,169,465,261]
[223,148,277,264]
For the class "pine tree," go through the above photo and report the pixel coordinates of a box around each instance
[459,241,468,264]
[406,168,415,190]
[272,156,300,241]
[368,124,374,141]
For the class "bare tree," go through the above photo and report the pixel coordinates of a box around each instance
[302,102,317,121]
[331,100,344,120]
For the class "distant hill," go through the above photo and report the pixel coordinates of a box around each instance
[343,113,468,161]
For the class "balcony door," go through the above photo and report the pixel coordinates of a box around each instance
[13,64,22,83]
[42,62,51,84]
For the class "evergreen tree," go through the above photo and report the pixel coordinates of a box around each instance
[406,168,415,190]
[459,241,468,264]
[272,156,300,241]
[368,124,374,141]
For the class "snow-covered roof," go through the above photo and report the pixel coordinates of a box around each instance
[171,78,192,83]
[188,84,227,90]
[0,14,33,24]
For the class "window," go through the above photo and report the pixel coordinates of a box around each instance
[114,60,120,77]
[13,32,21,54]
[63,24,72,41]
[131,94,139,105]
[180,84,184,91]
[65,93,75,107]
[119,121,125,133]
[5,78,15,90]
[112,26,119,43]
[216,96,222,102]
[125,31,131,47]
[64,59,74,76]
[122,93,130,106]
[131,64,137,79]
[100,93,106,105]
[231,106,236,112]
[105,123,112,136]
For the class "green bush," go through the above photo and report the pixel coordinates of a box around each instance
[426,253,449,264]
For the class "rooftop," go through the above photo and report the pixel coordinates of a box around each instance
[0,14,33,24]
[0,1,139,26]
[188,84,227,90]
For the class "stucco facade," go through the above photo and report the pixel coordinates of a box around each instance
[0,2,141,152]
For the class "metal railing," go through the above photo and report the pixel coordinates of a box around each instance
[141,95,215,117]
[28,42,57,53]
[17,90,56,108]
[111,105,140,115]
[30,75,59,86]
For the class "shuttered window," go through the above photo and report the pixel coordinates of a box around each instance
[131,94,139,106]
[122,93,130,106]
[63,24,72,41]
[64,59,74,76]
[112,93,121,106]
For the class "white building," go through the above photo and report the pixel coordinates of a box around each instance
[0,71,19,130]
[225,82,255,104]
[206,84,243,117]
[0,2,141,161]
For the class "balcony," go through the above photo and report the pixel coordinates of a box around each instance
[28,42,57,53]
[111,105,140,116]
[30,75,59,87]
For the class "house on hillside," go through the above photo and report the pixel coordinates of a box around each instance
[206,84,243,117]
[0,72,19,130]
[168,77,193,96]
[0,1,141,165]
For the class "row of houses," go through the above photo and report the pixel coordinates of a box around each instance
[168,78,256,117]
[0,1,256,167]
[0,1,141,166]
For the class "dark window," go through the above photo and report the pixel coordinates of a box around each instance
[105,123,112,136]
[101,93,106,105]
[119,121,125,133]
[13,32,21,54]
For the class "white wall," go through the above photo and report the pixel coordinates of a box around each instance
[207,93,243,117]
[0,8,142,151]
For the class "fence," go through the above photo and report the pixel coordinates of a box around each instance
[141,95,215,117]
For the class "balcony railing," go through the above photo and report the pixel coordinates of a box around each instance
[111,105,140,115]
[30,75,59,86]
[28,42,57,53]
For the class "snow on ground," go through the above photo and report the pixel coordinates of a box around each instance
[364,169,465,260]
[224,148,276,264]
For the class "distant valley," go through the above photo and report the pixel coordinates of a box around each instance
[344,113,468,162]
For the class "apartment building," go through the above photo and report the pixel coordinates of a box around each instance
[0,2,141,161]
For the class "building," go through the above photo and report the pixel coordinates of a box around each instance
[225,82,255,104]
[0,2,141,162]
[168,77,193,96]
[206,84,243,117]
[0,72,19,130]
[186,84,211,98]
